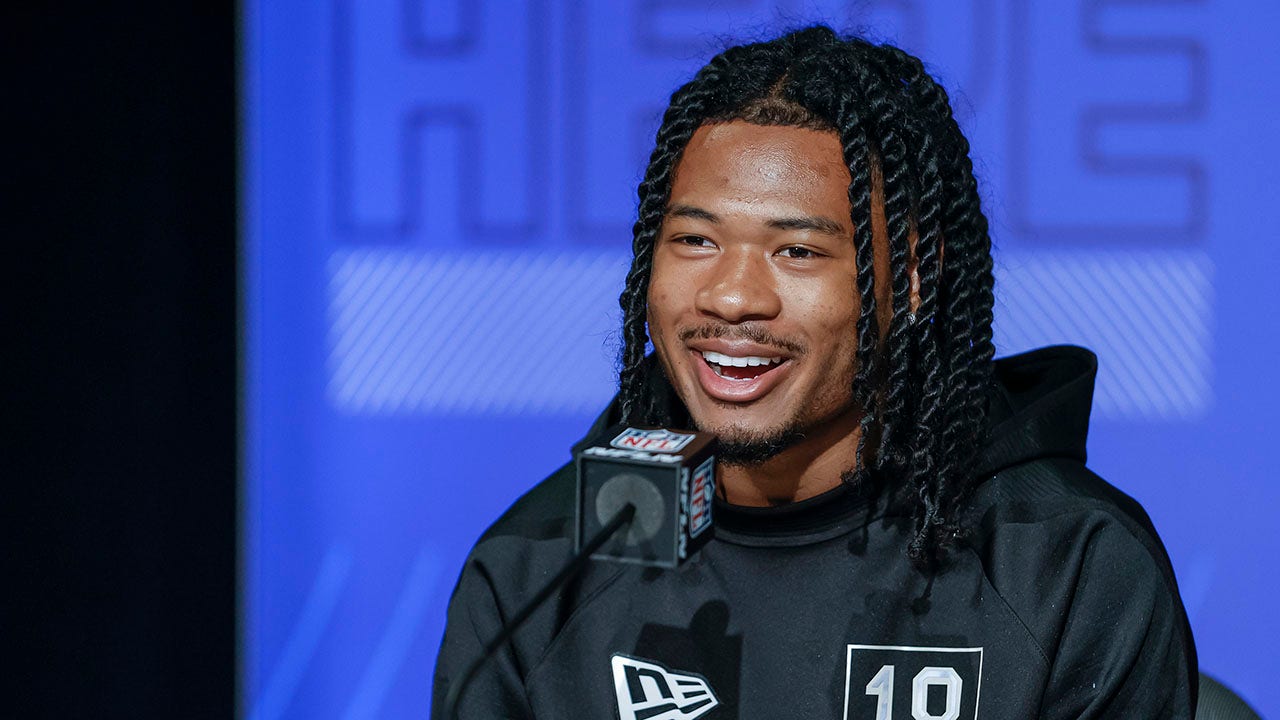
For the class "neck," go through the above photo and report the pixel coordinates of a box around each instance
[716,406,863,507]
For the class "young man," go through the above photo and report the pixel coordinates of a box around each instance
[434,26,1196,719]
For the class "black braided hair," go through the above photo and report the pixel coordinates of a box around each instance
[617,26,996,569]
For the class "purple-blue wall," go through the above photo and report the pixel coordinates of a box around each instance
[243,1,1280,717]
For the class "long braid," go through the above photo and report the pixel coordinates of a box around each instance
[943,145,995,524]
[853,47,923,484]
[917,65,995,533]
[834,91,881,489]
[903,124,948,562]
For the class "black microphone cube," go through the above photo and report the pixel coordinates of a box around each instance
[575,425,718,568]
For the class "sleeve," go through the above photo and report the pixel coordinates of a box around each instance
[1037,522,1197,719]
[432,556,535,720]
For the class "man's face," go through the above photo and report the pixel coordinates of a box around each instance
[647,121,864,460]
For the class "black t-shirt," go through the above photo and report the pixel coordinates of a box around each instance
[433,346,1197,719]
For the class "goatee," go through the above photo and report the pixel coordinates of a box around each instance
[713,425,808,466]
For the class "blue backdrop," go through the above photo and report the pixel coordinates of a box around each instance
[243,1,1280,717]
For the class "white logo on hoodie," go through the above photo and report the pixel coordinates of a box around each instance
[611,654,719,720]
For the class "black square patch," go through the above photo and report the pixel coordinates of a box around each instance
[842,644,983,719]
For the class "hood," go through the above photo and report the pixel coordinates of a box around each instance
[975,344,1097,476]
[578,345,1098,478]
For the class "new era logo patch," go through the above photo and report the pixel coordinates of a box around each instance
[611,654,719,720]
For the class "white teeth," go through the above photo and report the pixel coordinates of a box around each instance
[700,350,784,368]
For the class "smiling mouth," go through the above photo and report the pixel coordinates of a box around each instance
[701,350,786,380]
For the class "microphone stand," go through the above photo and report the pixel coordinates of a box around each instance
[442,502,637,719]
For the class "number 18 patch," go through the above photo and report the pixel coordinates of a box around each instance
[842,644,983,720]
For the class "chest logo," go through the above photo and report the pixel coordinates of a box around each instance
[842,644,984,720]
[611,654,719,720]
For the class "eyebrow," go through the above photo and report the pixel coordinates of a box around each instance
[666,203,848,237]
[766,215,847,236]
[666,204,721,223]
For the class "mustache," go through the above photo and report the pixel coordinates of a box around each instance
[676,323,807,356]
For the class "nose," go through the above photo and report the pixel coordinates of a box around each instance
[694,248,781,323]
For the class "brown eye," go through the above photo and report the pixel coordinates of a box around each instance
[779,245,818,259]
[674,235,712,247]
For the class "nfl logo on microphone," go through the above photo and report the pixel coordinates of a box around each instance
[687,456,714,538]
[611,427,696,453]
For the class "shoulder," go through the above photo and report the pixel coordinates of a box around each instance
[962,458,1195,679]
[460,462,578,591]
[966,457,1177,586]
[478,462,576,545]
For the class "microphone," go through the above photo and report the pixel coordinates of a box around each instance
[576,425,718,568]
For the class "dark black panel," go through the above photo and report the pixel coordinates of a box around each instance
[8,3,236,718]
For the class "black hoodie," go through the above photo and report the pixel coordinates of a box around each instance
[433,346,1197,719]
